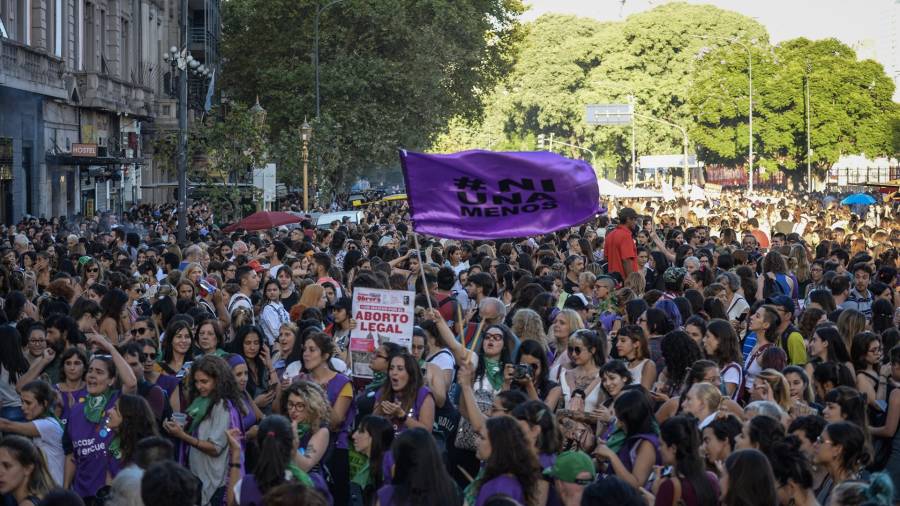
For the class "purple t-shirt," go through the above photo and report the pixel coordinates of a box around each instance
[475,475,525,506]
[325,373,355,450]
[373,386,433,434]
[64,390,121,497]
[55,386,87,426]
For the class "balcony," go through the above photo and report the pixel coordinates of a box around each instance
[73,71,156,118]
[0,38,67,99]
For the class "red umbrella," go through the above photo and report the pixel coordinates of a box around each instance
[222,211,302,232]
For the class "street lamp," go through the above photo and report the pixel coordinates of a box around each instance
[698,35,756,193]
[164,38,212,242]
[300,119,312,211]
[314,0,346,120]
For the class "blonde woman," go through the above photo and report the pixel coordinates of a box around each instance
[837,309,867,353]
[681,382,722,429]
[182,262,205,286]
[624,271,645,297]
[788,244,811,287]
[548,309,584,382]
[751,369,792,415]
[510,308,550,352]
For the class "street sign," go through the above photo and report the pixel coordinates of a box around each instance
[585,103,633,126]
[72,143,98,157]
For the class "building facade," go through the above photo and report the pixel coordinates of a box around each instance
[0,0,219,224]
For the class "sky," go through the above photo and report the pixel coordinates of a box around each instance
[521,0,890,50]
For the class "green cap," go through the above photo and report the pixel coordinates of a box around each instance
[542,450,596,484]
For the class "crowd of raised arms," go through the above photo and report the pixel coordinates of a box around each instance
[1,188,900,506]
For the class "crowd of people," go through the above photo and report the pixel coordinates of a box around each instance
[0,187,898,506]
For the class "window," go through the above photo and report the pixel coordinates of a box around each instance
[84,2,93,70]
[99,8,106,71]
[54,0,62,56]
[16,0,29,45]
[122,18,129,79]
[0,0,8,38]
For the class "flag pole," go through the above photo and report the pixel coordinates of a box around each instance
[412,232,433,313]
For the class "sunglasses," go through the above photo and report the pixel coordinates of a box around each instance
[131,327,149,336]
[484,332,504,341]
[86,267,99,273]
[568,346,584,355]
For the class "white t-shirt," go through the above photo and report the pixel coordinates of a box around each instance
[33,417,64,486]
[426,348,456,371]
[282,358,348,382]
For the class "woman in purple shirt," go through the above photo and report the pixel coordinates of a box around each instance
[373,353,435,434]
[63,336,137,500]
[303,332,355,506]
[468,416,541,506]
[375,428,459,506]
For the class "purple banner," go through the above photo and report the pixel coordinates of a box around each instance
[400,149,600,240]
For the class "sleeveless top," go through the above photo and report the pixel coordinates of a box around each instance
[560,371,604,412]
[325,374,355,450]
[616,433,661,480]
[627,359,650,386]
[374,386,434,434]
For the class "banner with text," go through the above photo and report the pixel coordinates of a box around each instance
[349,288,414,378]
[400,149,600,240]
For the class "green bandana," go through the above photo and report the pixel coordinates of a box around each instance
[186,396,212,433]
[83,390,113,424]
[365,372,387,394]
[212,348,228,358]
[286,463,315,488]
[349,450,370,489]
[296,422,312,442]
[483,358,503,391]
[109,436,122,460]
[463,467,486,506]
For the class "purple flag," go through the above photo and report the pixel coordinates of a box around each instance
[400,149,600,240]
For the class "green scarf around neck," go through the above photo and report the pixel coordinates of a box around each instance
[365,372,387,394]
[83,389,113,424]
[186,396,213,433]
[483,357,503,391]
[286,463,315,488]
[109,436,122,460]
[296,422,311,441]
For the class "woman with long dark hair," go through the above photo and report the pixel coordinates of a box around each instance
[229,325,276,402]
[302,331,356,506]
[653,416,719,506]
[227,415,315,506]
[593,389,659,488]
[770,436,818,506]
[227,354,265,440]
[377,428,460,506]
[157,319,194,411]
[0,325,29,422]
[162,354,245,506]
[850,331,884,409]
[742,305,783,398]
[509,339,561,409]
[703,319,743,400]
[467,416,541,506]
[804,324,852,379]
[813,421,870,504]
[374,352,434,434]
[54,347,87,424]
[721,449,778,506]
[104,393,159,476]
[558,329,606,438]
[0,435,54,506]
[98,288,130,344]
[510,400,563,506]
[351,415,395,506]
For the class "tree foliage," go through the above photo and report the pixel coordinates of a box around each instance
[221,0,525,198]
[436,2,898,181]
[690,36,898,175]
[152,103,268,222]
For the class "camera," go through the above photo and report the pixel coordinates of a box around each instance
[513,363,532,380]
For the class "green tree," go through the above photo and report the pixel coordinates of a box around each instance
[221,0,524,201]
[689,37,898,178]
[436,3,769,180]
[153,103,269,222]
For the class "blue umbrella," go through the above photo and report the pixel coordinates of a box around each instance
[840,193,877,205]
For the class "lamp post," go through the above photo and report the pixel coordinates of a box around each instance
[300,119,312,212]
[698,35,755,193]
[314,0,346,120]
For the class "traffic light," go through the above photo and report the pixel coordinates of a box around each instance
[537,134,545,150]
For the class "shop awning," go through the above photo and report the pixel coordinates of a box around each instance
[45,154,146,166]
